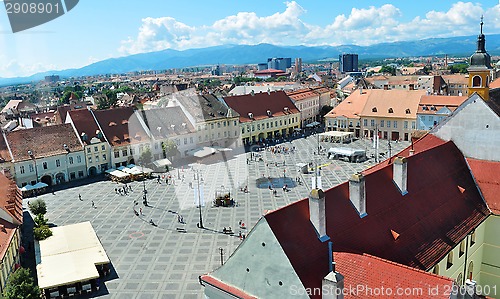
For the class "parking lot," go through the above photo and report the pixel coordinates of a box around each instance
[24,136,410,299]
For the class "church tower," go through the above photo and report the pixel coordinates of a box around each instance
[468,16,492,100]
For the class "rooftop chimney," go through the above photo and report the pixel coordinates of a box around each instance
[349,173,367,218]
[309,189,329,242]
[322,268,344,299]
[393,157,408,195]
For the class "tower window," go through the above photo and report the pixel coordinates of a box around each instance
[472,75,482,87]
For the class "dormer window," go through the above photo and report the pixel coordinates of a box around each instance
[422,105,428,111]
[109,122,117,127]
[388,108,394,113]
[267,110,272,116]
[372,107,377,112]
[284,107,289,113]
[122,120,129,125]
[405,109,411,114]
[248,112,254,119]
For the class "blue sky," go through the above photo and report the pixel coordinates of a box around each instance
[0,0,499,77]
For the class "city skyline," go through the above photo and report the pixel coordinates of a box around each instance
[0,0,499,77]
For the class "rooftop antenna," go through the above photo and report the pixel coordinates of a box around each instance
[480,15,484,35]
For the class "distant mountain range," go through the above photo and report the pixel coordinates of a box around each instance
[2,33,500,86]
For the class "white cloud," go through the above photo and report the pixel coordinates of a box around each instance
[0,60,57,78]
[119,1,499,55]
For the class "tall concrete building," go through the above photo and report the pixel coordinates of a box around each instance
[267,57,291,72]
[294,57,302,73]
[339,53,359,73]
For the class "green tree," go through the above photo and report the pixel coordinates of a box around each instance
[379,66,396,76]
[34,225,52,241]
[138,147,153,166]
[3,268,41,299]
[448,64,468,74]
[33,214,48,228]
[29,199,46,216]
[162,140,179,158]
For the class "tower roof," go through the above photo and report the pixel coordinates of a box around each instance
[469,16,492,70]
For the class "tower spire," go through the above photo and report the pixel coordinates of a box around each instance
[480,15,483,35]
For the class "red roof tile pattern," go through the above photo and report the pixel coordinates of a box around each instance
[67,109,104,145]
[5,124,83,161]
[335,252,454,299]
[287,89,318,102]
[417,95,468,115]
[490,77,500,90]
[0,133,12,162]
[201,275,258,299]
[0,174,22,224]
[264,140,489,298]
[92,107,150,146]
[0,218,18,262]
[467,158,500,215]
[224,91,299,123]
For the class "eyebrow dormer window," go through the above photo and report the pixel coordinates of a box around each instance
[372,107,377,112]
[405,109,411,114]
[388,108,394,113]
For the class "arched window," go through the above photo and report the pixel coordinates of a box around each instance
[457,273,463,286]
[468,261,474,281]
[446,252,453,269]
[486,76,489,87]
[471,230,476,246]
[433,265,440,275]
[472,75,482,87]
[459,240,465,257]
[405,109,411,114]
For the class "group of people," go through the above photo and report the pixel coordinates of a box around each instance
[115,184,132,195]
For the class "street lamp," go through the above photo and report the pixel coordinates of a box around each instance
[194,169,204,229]
[142,164,148,206]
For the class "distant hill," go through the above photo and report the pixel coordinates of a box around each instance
[1,33,499,86]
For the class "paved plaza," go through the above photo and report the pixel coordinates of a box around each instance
[24,136,410,299]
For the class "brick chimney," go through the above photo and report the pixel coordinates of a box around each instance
[309,189,329,242]
[393,157,408,195]
[349,173,367,218]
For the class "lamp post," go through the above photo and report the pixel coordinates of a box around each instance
[194,169,204,229]
[142,164,148,206]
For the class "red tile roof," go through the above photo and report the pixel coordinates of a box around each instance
[417,95,467,115]
[0,133,12,163]
[224,91,299,123]
[466,158,500,215]
[67,109,104,145]
[0,218,18,262]
[92,107,150,146]
[490,77,500,90]
[5,124,83,161]
[264,139,489,298]
[254,69,286,75]
[201,275,258,299]
[0,174,22,224]
[335,252,454,299]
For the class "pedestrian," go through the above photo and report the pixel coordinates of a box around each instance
[91,201,95,208]
[177,214,181,223]
[79,194,82,201]
[139,207,143,216]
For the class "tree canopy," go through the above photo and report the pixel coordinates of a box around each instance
[3,268,41,299]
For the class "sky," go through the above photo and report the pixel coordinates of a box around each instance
[0,0,499,78]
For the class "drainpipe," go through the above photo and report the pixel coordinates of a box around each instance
[463,234,469,286]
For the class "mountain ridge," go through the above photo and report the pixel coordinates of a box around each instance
[2,33,499,86]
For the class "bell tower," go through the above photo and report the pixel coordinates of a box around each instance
[468,16,492,100]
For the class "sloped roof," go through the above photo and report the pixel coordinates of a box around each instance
[286,89,318,101]
[67,109,104,145]
[139,107,195,139]
[200,275,258,299]
[5,124,83,161]
[0,133,12,162]
[417,95,467,115]
[467,158,500,215]
[487,88,500,116]
[92,107,149,146]
[224,91,299,123]
[264,139,489,298]
[359,89,425,119]
[172,94,238,122]
[335,252,454,299]
[441,74,469,84]
[0,100,23,114]
[326,90,370,119]
[0,173,22,224]
[490,77,500,90]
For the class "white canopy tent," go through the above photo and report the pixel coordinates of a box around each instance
[318,131,355,143]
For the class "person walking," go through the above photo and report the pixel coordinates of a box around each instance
[91,201,95,208]
[79,194,82,201]
[139,207,143,216]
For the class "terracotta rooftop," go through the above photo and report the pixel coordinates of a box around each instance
[0,218,18,264]
[264,138,489,298]
[335,252,454,299]
[359,89,426,119]
[466,158,500,215]
[490,77,500,90]
[5,124,83,161]
[67,109,105,146]
[0,173,22,224]
[224,91,299,123]
[200,275,257,299]
[254,69,287,75]
[441,74,469,84]
[0,100,23,114]
[417,95,468,115]
[92,107,149,147]
[326,90,370,119]
[286,89,318,101]
[0,133,11,163]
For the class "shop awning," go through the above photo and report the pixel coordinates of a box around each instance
[153,158,172,168]
[187,147,217,158]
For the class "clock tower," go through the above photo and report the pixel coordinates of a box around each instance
[468,16,492,100]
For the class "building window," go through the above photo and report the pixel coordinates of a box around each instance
[372,107,377,112]
[122,149,128,156]
[387,121,391,128]
[43,162,48,170]
[446,252,453,269]
[78,171,84,178]
[69,157,74,164]
[70,172,76,180]
[459,240,465,257]
[184,138,187,145]
[405,109,411,114]
[380,120,384,127]
[218,122,221,128]
[411,121,416,129]
[190,137,194,144]
[393,121,397,128]
[468,261,474,281]
[370,120,375,127]
[433,265,439,275]
[388,108,394,113]
[223,121,226,127]
[472,75,481,87]
[363,119,368,127]
[404,121,408,129]
[88,157,92,163]
[234,121,237,126]
[457,273,463,286]
[95,156,99,162]
[20,166,25,174]
[257,124,260,130]
[77,156,82,163]
[29,164,34,172]
[470,231,476,246]
[114,151,119,158]
[87,148,91,153]
[94,146,98,152]
[56,159,61,167]
[211,123,214,129]
[102,154,106,161]
[101,145,105,150]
